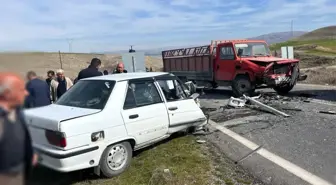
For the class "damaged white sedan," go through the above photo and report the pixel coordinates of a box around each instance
[24,72,207,177]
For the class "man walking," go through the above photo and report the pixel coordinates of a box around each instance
[55,69,73,99]
[45,70,58,103]
[76,58,103,81]
[0,72,38,185]
[112,62,128,74]
[25,71,51,108]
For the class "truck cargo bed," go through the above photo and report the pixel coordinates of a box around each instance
[162,45,214,81]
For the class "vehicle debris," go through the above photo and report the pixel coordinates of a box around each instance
[244,95,290,117]
[196,139,206,144]
[319,111,336,115]
[281,107,302,112]
[228,96,247,108]
[235,145,263,164]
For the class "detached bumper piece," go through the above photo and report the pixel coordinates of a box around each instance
[297,74,308,81]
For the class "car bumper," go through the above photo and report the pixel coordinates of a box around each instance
[34,144,102,172]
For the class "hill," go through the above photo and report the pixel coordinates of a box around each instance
[248,31,307,44]
[0,52,163,79]
[295,25,336,41]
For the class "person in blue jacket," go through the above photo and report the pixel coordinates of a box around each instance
[24,71,51,108]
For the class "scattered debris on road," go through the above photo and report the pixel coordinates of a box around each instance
[319,110,336,115]
[235,145,263,164]
[196,139,206,144]
[281,107,302,111]
[244,95,290,117]
[228,96,246,108]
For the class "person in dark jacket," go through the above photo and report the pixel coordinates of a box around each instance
[76,58,103,82]
[112,62,128,74]
[0,72,38,185]
[25,71,51,108]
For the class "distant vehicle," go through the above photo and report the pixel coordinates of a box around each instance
[24,72,206,177]
[162,40,307,97]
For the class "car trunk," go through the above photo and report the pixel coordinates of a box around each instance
[24,104,100,148]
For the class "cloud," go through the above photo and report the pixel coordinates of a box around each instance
[0,0,335,52]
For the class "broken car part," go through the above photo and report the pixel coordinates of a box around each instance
[235,145,263,164]
[243,95,290,117]
[228,96,247,108]
[319,111,336,115]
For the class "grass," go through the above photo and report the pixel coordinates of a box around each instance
[301,67,336,85]
[270,39,336,51]
[304,49,336,56]
[28,135,212,185]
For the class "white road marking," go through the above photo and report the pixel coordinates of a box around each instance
[209,120,335,185]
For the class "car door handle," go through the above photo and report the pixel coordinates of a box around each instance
[129,114,139,119]
[168,106,178,111]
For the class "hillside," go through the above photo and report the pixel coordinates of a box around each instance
[295,25,336,41]
[248,31,307,44]
[0,52,163,79]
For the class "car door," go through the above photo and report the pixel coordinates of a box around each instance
[215,43,237,81]
[155,76,206,132]
[121,78,169,144]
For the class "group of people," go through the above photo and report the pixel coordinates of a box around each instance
[0,58,128,185]
[25,58,128,109]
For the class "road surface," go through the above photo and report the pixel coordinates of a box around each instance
[198,84,336,185]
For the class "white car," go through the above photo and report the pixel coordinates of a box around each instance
[24,72,207,177]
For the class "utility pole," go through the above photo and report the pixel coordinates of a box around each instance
[67,39,73,53]
[291,20,294,37]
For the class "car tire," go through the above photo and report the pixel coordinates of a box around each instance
[99,141,133,178]
[232,75,254,97]
[273,83,295,95]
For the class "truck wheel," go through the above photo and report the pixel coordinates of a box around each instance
[273,83,295,95]
[99,141,133,178]
[232,75,254,97]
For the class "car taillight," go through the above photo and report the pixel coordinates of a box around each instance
[45,130,67,147]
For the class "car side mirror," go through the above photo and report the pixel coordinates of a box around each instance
[237,48,243,57]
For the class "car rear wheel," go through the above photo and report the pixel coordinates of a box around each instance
[100,141,132,178]
[232,75,254,97]
[273,83,295,95]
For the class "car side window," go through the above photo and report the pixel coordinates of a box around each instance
[157,79,187,102]
[123,81,162,109]
[220,46,235,60]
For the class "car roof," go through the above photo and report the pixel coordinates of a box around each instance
[82,72,170,82]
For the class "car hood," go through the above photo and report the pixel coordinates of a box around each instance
[24,104,101,130]
[245,57,299,64]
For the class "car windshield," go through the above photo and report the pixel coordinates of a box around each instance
[55,80,115,109]
[234,43,270,57]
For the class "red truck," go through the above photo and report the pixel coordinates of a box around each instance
[162,40,307,97]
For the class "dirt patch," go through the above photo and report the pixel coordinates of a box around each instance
[0,52,163,79]
[301,68,336,85]
[294,52,336,68]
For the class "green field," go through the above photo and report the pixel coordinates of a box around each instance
[270,39,336,50]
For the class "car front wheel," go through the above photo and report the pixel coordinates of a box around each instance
[99,141,133,178]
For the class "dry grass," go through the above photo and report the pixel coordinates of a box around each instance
[0,52,163,79]
[28,135,213,185]
[301,67,336,85]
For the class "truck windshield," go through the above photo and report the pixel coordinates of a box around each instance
[55,80,115,110]
[234,43,270,57]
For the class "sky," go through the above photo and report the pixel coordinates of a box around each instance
[0,0,335,52]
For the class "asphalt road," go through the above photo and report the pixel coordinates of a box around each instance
[198,84,336,185]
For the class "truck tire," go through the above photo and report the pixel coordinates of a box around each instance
[232,75,254,97]
[99,141,133,178]
[273,83,295,95]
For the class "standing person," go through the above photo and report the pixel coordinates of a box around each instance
[0,72,38,185]
[55,69,73,99]
[76,58,103,81]
[25,71,51,108]
[112,62,128,74]
[45,70,58,103]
